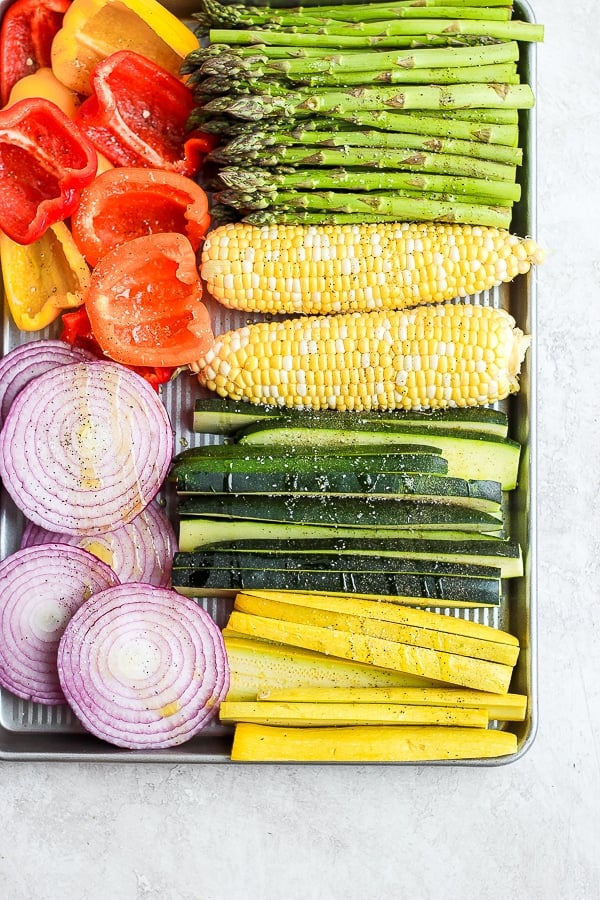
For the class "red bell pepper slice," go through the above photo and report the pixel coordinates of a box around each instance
[59,307,175,391]
[76,50,218,177]
[84,232,214,368]
[0,0,70,106]
[0,97,97,245]
[71,166,211,267]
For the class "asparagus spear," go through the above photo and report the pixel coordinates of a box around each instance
[209,20,543,48]
[195,63,519,95]
[218,128,523,166]
[201,83,535,119]
[217,189,513,228]
[217,165,521,203]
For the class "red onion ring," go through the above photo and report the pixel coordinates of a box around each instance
[0,544,119,704]
[57,584,229,749]
[0,360,173,535]
[0,339,95,427]
[20,501,178,587]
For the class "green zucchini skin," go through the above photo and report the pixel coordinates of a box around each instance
[192,399,509,439]
[237,423,521,490]
[196,537,523,579]
[170,560,501,608]
[177,520,504,555]
[173,471,502,512]
[176,494,503,532]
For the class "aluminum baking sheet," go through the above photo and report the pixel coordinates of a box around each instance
[0,0,538,763]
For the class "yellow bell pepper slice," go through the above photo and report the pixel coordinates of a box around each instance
[0,222,91,331]
[51,0,199,95]
[7,67,80,118]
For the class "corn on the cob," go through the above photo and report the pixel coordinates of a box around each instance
[200,222,544,315]
[194,302,530,412]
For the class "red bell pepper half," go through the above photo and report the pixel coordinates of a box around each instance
[59,307,176,391]
[0,0,70,106]
[0,97,97,245]
[84,232,214,369]
[71,166,211,267]
[76,50,218,177]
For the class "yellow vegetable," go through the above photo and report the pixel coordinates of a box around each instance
[234,592,520,667]
[8,67,80,118]
[195,301,530,413]
[51,0,199,95]
[256,686,528,722]
[231,723,518,762]
[223,634,440,702]
[201,221,545,316]
[219,700,489,728]
[227,611,514,694]
[0,223,90,331]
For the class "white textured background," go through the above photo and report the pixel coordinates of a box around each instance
[1,1,598,898]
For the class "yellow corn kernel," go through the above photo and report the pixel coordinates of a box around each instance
[201,222,545,316]
[194,302,530,413]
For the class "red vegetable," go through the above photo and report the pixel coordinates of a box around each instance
[0,97,97,245]
[57,583,230,749]
[0,544,119,705]
[0,360,173,535]
[71,166,211,267]
[60,306,175,389]
[76,50,217,176]
[85,232,214,368]
[0,338,95,427]
[21,500,178,587]
[0,0,70,106]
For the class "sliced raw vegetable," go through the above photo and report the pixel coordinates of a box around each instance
[230,723,518,762]
[85,233,214,368]
[256,687,528,723]
[0,360,173,535]
[0,544,119,705]
[198,536,523,579]
[57,583,229,750]
[20,501,178,587]
[237,422,521,490]
[0,97,98,245]
[172,551,502,607]
[223,634,441,702]
[176,494,503,532]
[219,700,490,728]
[0,339,94,427]
[50,0,200,95]
[0,0,70,106]
[72,167,211,267]
[76,50,215,176]
[0,222,91,331]
[192,398,509,439]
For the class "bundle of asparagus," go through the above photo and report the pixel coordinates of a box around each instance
[184,0,544,226]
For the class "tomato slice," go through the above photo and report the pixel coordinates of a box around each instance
[71,167,210,267]
[85,232,214,368]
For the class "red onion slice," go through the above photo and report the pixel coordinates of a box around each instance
[0,360,173,535]
[0,544,119,704]
[20,501,178,587]
[57,584,229,749]
[0,339,95,427]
